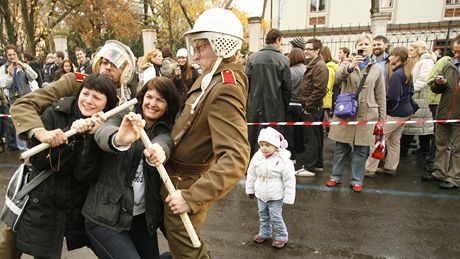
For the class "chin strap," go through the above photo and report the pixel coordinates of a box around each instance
[190,57,222,114]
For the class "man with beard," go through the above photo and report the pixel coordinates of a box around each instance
[371,35,392,86]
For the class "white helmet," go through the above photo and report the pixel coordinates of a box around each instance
[184,8,243,61]
[92,40,136,87]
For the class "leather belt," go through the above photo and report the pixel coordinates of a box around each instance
[169,158,213,175]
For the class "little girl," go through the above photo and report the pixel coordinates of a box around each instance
[246,127,296,249]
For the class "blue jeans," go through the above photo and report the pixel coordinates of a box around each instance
[257,199,288,241]
[331,141,368,185]
[85,214,160,259]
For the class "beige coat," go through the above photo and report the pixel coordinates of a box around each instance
[328,60,386,146]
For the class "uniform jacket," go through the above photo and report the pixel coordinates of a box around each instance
[323,61,338,109]
[167,62,250,214]
[328,59,387,146]
[17,97,102,257]
[245,149,296,204]
[246,45,291,123]
[403,52,436,135]
[82,109,172,233]
[299,56,328,112]
[11,73,81,138]
[430,58,460,120]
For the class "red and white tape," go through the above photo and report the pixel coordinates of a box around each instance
[247,119,460,126]
[0,114,11,118]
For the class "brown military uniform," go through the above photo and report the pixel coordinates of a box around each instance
[163,62,250,258]
[10,73,83,138]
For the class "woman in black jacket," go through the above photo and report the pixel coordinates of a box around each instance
[16,74,118,259]
[82,77,179,259]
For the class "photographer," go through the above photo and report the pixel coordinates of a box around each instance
[0,44,38,151]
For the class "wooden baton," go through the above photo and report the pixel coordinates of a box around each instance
[20,98,139,160]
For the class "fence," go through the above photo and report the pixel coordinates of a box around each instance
[282,21,460,58]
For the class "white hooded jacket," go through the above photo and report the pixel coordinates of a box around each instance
[245,149,296,204]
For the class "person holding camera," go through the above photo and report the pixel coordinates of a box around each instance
[0,44,38,151]
[326,33,386,192]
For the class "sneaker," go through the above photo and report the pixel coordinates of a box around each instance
[351,184,363,192]
[253,234,269,243]
[272,240,287,249]
[314,167,324,172]
[364,170,376,178]
[376,168,396,176]
[295,168,316,177]
[326,178,339,187]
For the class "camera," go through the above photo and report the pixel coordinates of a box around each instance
[12,61,17,66]
[357,49,364,56]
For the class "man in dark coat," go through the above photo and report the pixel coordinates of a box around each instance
[246,28,291,155]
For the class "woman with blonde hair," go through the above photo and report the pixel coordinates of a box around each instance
[400,41,436,157]
[138,49,163,87]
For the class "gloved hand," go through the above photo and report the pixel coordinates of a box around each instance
[248,194,255,199]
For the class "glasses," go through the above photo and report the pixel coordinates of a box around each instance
[193,40,209,56]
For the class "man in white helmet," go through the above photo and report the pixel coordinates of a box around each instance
[10,40,136,146]
[163,8,250,258]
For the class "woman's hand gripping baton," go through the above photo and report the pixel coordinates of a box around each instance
[20,98,139,160]
[136,123,201,248]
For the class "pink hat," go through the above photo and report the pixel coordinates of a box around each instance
[257,127,288,149]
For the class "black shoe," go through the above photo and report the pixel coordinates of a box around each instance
[7,146,19,152]
[421,174,440,181]
[424,164,434,172]
[439,181,458,189]
[412,148,428,155]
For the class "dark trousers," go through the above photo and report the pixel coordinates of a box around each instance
[285,105,304,156]
[301,108,324,171]
[85,214,160,259]
[426,105,438,165]
[0,105,17,149]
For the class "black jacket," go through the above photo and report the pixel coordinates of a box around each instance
[82,109,173,234]
[16,97,102,257]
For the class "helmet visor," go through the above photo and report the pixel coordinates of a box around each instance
[95,42,130,69]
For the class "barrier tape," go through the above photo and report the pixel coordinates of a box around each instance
[247,119,460,126]
[2,113,459,126]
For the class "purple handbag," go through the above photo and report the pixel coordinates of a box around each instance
[334,93,358,118]
[333,65,372,118]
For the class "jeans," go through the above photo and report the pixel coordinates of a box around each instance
[85,214,160,259]
[301,108,324,171]
[331,141,368,185]
[257,199,288,241]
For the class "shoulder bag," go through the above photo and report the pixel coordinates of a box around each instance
[334,65,372,118]
[1,164,53,231]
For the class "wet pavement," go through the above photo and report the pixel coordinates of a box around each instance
[1,138,460,258]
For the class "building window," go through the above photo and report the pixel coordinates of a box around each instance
[446,0,460,5]
[310,0,326,12]
[380,0,393,8]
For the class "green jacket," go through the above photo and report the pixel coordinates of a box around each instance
[430,58,460,120]
[427,56,451,105]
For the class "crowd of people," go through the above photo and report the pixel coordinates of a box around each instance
[0,6,459,258]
